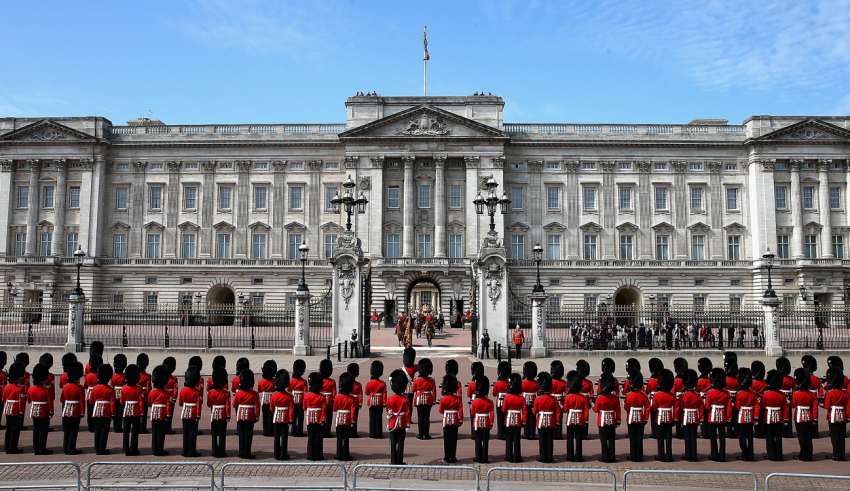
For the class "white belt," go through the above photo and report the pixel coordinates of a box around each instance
[628,406,644,425]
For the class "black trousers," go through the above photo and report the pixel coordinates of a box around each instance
[369,406,383,438]
[112,399,124,433]
[151,420,168,456]
[323,405,333,437]
[307,423,324,461]
[628,423,645,461]
[211,420,227,458]
[32,418,50,454]
[828,422,846,460]
[182,419,199,456]
[650,412,657,438]
[496,407,506,440]
[474,428,491,463]
[554,416,563,440]
[515,344,521,358]
[167,400,175,434]
[765,423,784,461]
[93,417,111,454]
[795,421,813,461]
[566,425,583,461]
[599,426,616,462]
[416,405,431,438]
[273,422,289,460]
[524,405,536,440]
[291,406,304,437]
[4,415,22,452]
[140,404,149,434]
[783,415,793,438]
[336,424,352,460]
[443,425,458,461]
[62,417,81,454]
[389,428,406,465]
[122,416,140,455]
[683,424,699,461]
[86,403,93,433]
[237,421,255,458]
[261,404,273,437]
[351,411,359,438]
[537,427,553,463]
[505,426,522,462]
[707,423,726,461]
[656,422,673,461]
[737,423,754,461]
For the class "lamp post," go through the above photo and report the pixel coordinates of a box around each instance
[532,243,544,293]
[73,247,86,296]
[298,241,310,293]
[331,175,368,232]
[762,251,779,306]
[798,284,808,304]
[473,177,511,237]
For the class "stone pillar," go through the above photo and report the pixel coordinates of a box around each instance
[530,291,548,358]
[464,156,480,257]
[293,289,311,355]
[130,161,146,258]
[790,160,804,259]
[600,161,616,259]
[88,157,107,257]
[818,159,833,258]
[762,301,783,357]
[637,161,653,259]
[0,160,15,256]
[434,155,447,257]
[331,231,366,345]
[25,160,41,256]
[402,156,415,257]
[51,160,67,256]
[200,161,217,257]
[65,291,84,352]
[234,161,250,258]
[271,161,287,258]
[368,156,385,258]
[477,233,509,348]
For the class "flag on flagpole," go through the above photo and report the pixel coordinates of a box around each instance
[423,25,430,61]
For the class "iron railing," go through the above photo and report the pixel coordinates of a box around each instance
[0,303,68,346]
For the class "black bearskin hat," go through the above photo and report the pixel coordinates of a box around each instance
[339,372,353,395]
[88,354,102,373]
[522,361,538,380]
[347,362,360,378]
[827,355,844,371]
[766,369,782,390]
[476,375,490,397]
[723,351,738,369]
[551,360,565,380]
[576,359,590,378]
[89,340,104,356]
[152,365,169,389]
[38,353,53,369]
[599,373,615,395]
[684,369,698,390]
[601,357,615,375]
[751,361,766,381]
[124,364,140,386]
[293,359,306,378]
[389,369,408,395]
[113,354,127,374]
[308,372,323,394]
[239,368,254,391]
[276,369,290,392]
[7,362,24,383]
[32,363,48,385]
[625,358,641,377]
[97,363,113,385]
[61,352,77,371]
[673,357,688,376]
[235,357,250,374]
[794,368,810,390]
[776,357,791,376]
[402,347,417,368]
[185,367,201,388]
[738,367,753,390]
[648,358,664,377]
[319,358,333,379]
[537,371,552,393]
[262,360,278,380]
[497,361,511,381]
[726,360,739,378]
[418,358,433,377]
[442,374,458,395]
[445,359,459,377]
[471,361,484,379]
[370,360,384,379]
[188,355,203,372]
[801,355,817,373]
[659,369,675,392]
[136,353,149,371]
[163,356,176,374]
[629,373,644,391]
[67,361,83,382]
[568,373,583,394]
[211,355,226,371]
[14,352,29,368]
[697,357,713,377]
[710,367,726,389]
[508,373,523,395]
[0,351,6,369]
[211,367,228,390]
[830,369,846,390]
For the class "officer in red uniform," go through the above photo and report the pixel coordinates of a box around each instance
[594,373,621,463]
[776,357,795,438]
[365,360,386,439]
[791,368,817,461]
[60,361,85,455]
[550,361,567,440]
[533,372,560,463]
[84,354,102,433]
[624,373,650,462]
[680,370,703,462]
[651,369,676,462]
[735,367,759,461]
[233,369,260,459]
[319,359,337,438]
[762,369,789,461]
[646,358,664,439]
[110,354,127,434]
[412,358,436,440]
[179,368,203,457]
[387,369,412,465]
[823,367,848,461]
[562,372,589,462]
[135,353,152,434]
[258,360,277,437]
[303,372,327,461]
[502,373,527,463]
[289,359,307,437]
[89,364,116,455]
[270,369,294,460]
[207,368,231,458]
[28,363,53,454]
[148,365,172,456]
[471,375,495,463]
[119,364,144,456]
[438,374,463,463]
[750,361,768,438]
[347,363,363,438]
[2,362,25,453]
[492,361,511,441]
[705,368,732,461]
[521,361,539,440]
[333,373,357,461]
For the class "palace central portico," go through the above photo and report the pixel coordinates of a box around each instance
[1,94,850,332]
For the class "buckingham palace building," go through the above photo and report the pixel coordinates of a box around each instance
[1,94,850,320]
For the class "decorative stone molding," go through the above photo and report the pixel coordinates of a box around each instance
[370,155,385,168]
[397,114,451,136]
[133,161,148,173]
[707,161,723,174]
[248,221,271,230]
[144,221,165,231]
[818,159,833,172]
[564,160,580,173]
[308,160,323,171]
[671,160,688,173]
[600,160,615,173]
[53,159,66,170]
[637,161,652,173]
[484,261,504,311]
[358,176,371,190]
[492,155,506,169]
[26,159,42,172]
[401,155,415,168]
[177,221,201,231]
[271,160,287,172]
[343,156,358,169]
[759,159,776,172]
[0,159,14,172]
[213,220,236,231]
[433,153,447,167]
[789,159,804,172]
[166,160,182,172]
[463,155,480,169]
[236,160,252,172]
[337,260,357,310]
[526,160,543,172]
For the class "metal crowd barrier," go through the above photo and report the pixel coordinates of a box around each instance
[351,464,479,491]
[764,472,850,491]
[485,466,617,490]
[85,461,215,490]
[623,469,758,491]
[0,462,81,490]
[220,462,347,490]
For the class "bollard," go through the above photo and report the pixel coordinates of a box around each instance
[207,325,213,349]
[344,340,349,358]
[164,325,170,348]
[250,325,256,350]
[326,345,331,360]
[122,325,128,348]
[27,323,33,346]
[337,342,342,362]
[496,343,501,363]
[507,343,511,365]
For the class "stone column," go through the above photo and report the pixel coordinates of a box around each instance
[790,160,804,259]
[164,161,180,258]
[637,161,653,259]
[530,291,548,358]
[331,232,366,345]
[565,161,580,259]
[293,289,312,355]
[818,159,833,257]
[464,156,480,257]
[51,160,67,256]
[271,161,287,258]
[65,291,84,352]
[762,301,783,357]
[434,155,447,257]
[672,161,688,259]
[130,161,147,258]
[235,161,250,258]
[600,161,616,259]
[708,161,723,259]
[25,160,41,256]
[0,160,15,256]
[368,156,385,258]
[88,157,107,257]
[200,161,217,257]
[402,156,415,257]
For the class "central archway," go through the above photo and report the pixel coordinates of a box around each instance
[405,277,442,315]
[207,285,235,325]
[613,286,640,327]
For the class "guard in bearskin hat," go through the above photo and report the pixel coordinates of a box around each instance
[234,368,259,459]
[533,372,558,463]
[365,360,386,439]
[594,373,620,463]
[776,357,794,438]
[750,360,768,438]
[471,374,494,463]
[492,361,511,440]
[304,372,326,460]
[120,364,144,456]
[823,366,848,461]
[162,356,178,434]
[624,373,649,462]
[135,353,151,434]
[319,359,336,438]
[680,369,702,462]
[521,361,539,440]
[179,367,202,457]
[60,361,85,455]
[258,360,278,437]
[724,359,741,438]
[412,358,436,439]
[110,354,127,434]
[550,361,567,440]
[672,358,688,439]
[28,363,52,454]
[646,357,664,439]
[735,367,758,461]
[762,369,788,461]
[270,369,293,460]
[402,347,418,409]
[289,359,307,437]
[705,368,731,461]
[90,363,115,454]
[563,371,588,462]
[387,369,411,465]
[502,373,526,462]
[2,362,25,453]
[438,374,462,463]
[333,372,356,460]
[347,363,363,438]
[207,367,231,458]
[652,369,676,462]
[148,365,172,456]
[791,367,815,461]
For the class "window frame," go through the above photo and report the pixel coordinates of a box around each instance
[582,233,598,260]
[16,186,29,209]
[288,185,304,211]
[145,232,161,258]
[68,186,80,209]
[654,186,668,211]
[41,184,55,209]
[182,185,198,211]
[655,234,670,260]
[802,186,815,209]
[180,232,197,258]
[114,185,129,210]
[148,184,163,210]
[417,183,431,209]
[253,184,268,210]
[217,184,233,210]
[215,232,232,258]
[448,184,463,209]
[725,187,739,211]
[385,186,400,209]
[547,185,562,210]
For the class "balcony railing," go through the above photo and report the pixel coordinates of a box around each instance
[109,123,346,138]
[507,259,755,268]
[504,123,745,137]
[95,257,332,267]
[374,257,472,267]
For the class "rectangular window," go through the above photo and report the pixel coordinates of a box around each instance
[655,186,668,210]
[39,231,51,256]
[113,234,127,258]
[833,235,844,259]
[584,294,598,310]
[183,185,197,210]
[777,235,789,259]
[253,185,268,209]
[803,186,815,209]
[112,293,124,304]
[547,234,561,260]
[324,233,337,258]
[42,185,54,208]
[547,186,561,210]
[324,185,338,211]
[581,161,596,170]
[511,187,524,210]
[693,294,706,313]
[289,185,303,210]
[144,292,158,310]
[13,232,26,256]
[583,234,597,260]
[654,162,668,171]
[689,162,704,172]
[218,185,232,210]
[831,186,841,209]
[145,233,161,258]
[618,161,632,170]
[181,233,196,258]
[775,186,787,209]
[418,184,431,208]
[65,232,78,257]
[691,234,705,260]
[581,186,596,211]
[547,295,561,311]
[511,234,525,259]
[386,186,400,209]
[416,233,432,258]
[619,235,633,260]
[618,186,632,210]
[448,234,464,258]
[448,185,462,209]
[149,185,162,209]
[16,186,28,209]
[656,235,670,260]
[726,187,738,210]
[68,186,80,209]
[727,235,741,260]
[114,186,129,209]
[385,233,400,258]
[287,233,302,260]
[251,233,266,258]
[690,186,704,210]
[804,234,817,259]
[216,233,231,258]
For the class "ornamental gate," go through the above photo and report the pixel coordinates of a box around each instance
[361,265,372,356]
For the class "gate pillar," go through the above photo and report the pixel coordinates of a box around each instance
[331,231,368,350]
[530,291,548,358]
[65,291,84,352]
[476,236,509,349]
[293,289,311,356]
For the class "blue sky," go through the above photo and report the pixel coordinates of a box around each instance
[2,0,849,125]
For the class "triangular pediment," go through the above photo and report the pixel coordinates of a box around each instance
[0,120,99,143]
[616,221,639,232]
[749,119,850,144]
[543,221,566,232]
[652,221,675,231]
[688,221,711,231]
[144,221,164,230]
[580,221,602,232]
[178,221,200,230]
[339,105,507,140]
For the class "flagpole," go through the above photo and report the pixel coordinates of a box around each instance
[423,25,429,96]
[424,57,428,96]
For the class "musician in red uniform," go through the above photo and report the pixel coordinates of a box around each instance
[471,375,495,463]
[303,372,327,461]
[270,369,294,461]
[28,363,52,455]
[258,360,277,438]
[110,354,127,434]
[148,365,172,456]
[651,369,676,462]
[624,373,650,462]
[387,369,412,465]
[207,368,231,458]
[119,364,144,456]
[762,370,789,461]
[438,375,463,463]
[289,359,307,437]
[533,372,560,463]
[332,373,357,460]
[59,361,85,455]
[563,373,588,462]
[823,367,848,461]
[89,364,115,455]
[347,363,363,438]
[163,357,178,435]
[521,361,539,440]
[179,368,203,457]
[705,368,732,461]
[734,368,759,461]
[492,361,511,441]
[646,358,664,439]
[233,369,260,459]
[594,374,620,463]
[412,358,436,440]
[550,361,567,440]
[680,370,703,462]
[84,354,102,433]
[135,353,152,434]
[2,362,25,453]
[365,360,386,439]
[776,357,795,438]
[319,359,336,438]
[791,368,816,461]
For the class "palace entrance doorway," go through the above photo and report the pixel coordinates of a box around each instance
[207,285,235,325]
[613,287,640,327]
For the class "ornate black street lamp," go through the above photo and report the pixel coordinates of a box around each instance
[331,175,368,232]
[298,241,310,293]
[73,247,86,296]
[532,243,544,293]
[473,177,511,235]
[762,251,779,306]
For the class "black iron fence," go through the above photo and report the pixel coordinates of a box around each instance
[0,303,68,346]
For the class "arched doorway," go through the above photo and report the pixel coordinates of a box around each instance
[406,277,442,316]
[613,287,640,327]
[207,285,235,325]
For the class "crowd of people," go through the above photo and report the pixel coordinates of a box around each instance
[565,321,765,351]
[0,342,849,464]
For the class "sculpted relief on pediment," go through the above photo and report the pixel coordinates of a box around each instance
[396,113,451,136]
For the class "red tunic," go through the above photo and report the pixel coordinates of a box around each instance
[521,379,539,406]
[696,377,712,395]
[646,377,659,394]
[823,388,849,423]
[59,372,69,388]
[120,384,145,417]
[735,389,760,422]
[179,387,202,420]
[148,388,172,419]
[501,393,528,426]
[1,383,24,417]
[751,379,767,395]
[207,388,231,420]
[26,385,52,418]
[492,379,510,409]
[386,393,411,430]
[438,394,463,426]
[790,389,817,424]
[725,376,741,393]
[364,379,387,407]
[269,391,294,424]
[302,392,327,425]
[673,377,685,396]
[166,375,178,400]
[45,372,56,402]
[705,388,732,423]
[679,390,703,424]
[532,394,561,429]
[88,384,116,418]
[352,380,363,409]
[321,378,337,407]
[624,390,651,424]
[809,375,824,400]
[232,389,260,422]
[562,393,589,425]
[139,371,151,396]
[403,366,417,394]
[257,378,276,406]
[412,376,436,406]
[761,389,790,423]
[332,393,357,427]
[651,391,678,423]
[551,378,567,403]
[289,376,307,406]
[593,393,621,427]
[466,380,477,402]
[470,396,495,429]
[60,382,86,418]
[597,376,620,397]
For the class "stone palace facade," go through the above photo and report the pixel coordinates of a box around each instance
[1,94,849,320]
